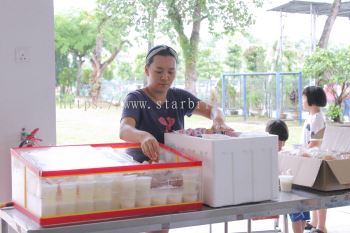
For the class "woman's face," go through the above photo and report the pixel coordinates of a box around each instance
[145,55,176,94]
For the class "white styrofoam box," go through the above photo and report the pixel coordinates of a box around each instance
[321,123,350,152]
[165,133,278,207]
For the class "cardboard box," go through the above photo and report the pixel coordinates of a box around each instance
[11,143,202,226]
[165,133,279,207]
[278,155,350,191]
[279,124,350,191]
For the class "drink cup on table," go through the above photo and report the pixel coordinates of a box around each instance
[279,175,293,192]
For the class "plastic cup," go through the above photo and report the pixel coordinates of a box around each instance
[120,175,136,196]
[136,194,151,207]
[182,173,198,193]
[42,203,57,217]
[136,176,152,193]
[111,195,121,209]
[95,200,112,211]
[41,183,58,200]
[94,180,113,200]
[76,200,94,213]
[60,182,77,203]
[77,181,95,201]
[120,197,136,209]
[57,202,76,215]
[151,189,168,206]
[112,175,122,193]
[183,193,198,203]
[279,175,293,192]
[167,189,183,204]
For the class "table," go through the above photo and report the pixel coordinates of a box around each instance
[1,188,350,233]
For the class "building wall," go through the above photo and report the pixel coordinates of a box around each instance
[0,0,56,203]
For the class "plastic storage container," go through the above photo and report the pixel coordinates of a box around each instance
[165,133,278,207]
[11,143,202,226]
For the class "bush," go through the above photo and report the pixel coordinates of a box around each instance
[327,104,342,122]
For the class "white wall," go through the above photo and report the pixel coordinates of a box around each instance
[0,0,56,203]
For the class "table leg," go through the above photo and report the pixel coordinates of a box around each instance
[1,218,9,233]
[283,214,289,233]
[247,219,252,233]
[224,221,228,233]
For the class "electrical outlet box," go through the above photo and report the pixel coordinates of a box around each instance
[15,47,30,63]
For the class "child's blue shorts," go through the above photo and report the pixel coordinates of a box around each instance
[289,211,310,222]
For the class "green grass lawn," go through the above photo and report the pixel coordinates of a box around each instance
[56,105,302,148]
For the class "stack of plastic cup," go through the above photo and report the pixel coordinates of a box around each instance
[151,188,168,206]
[182,172,199,203]
[94,176,113,211]
[167,188,183,204]
[41,182,58,216]
[135,176,152,207]
[58,182,77,215]
[111,174,122,209]
[120,174,136,209]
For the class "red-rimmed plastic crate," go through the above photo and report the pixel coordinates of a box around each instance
[11,143,202,226]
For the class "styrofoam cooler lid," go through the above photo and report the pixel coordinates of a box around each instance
[321,123,350,152]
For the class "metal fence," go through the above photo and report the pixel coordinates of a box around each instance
[221,72,306,125]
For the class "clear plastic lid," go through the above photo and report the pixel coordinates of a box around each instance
[19,146,140,171]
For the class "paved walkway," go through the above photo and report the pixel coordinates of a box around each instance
[170,206,350,233]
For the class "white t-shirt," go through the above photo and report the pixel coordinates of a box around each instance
[301,112,326,146]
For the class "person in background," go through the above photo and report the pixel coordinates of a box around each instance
[266,119,310,233]
[323,84,335,104]
[343,87,350,122]
[302,86,327,233]
[119,45,233,233]
[265,119,288,151]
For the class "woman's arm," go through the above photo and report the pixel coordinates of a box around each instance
[192,101,233,132]
[120,117,160,161]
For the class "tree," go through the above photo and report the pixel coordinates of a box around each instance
[196,48,222,80]
[117,62,133,80]
[243,46,266,72]
[225,44,242,72]
[55,13,95,96]
[165,0,263,94]
[303,47,350,115]
[318,0,341,48]
[243,45,267,114]
[136,0,162,86]
[58,67,77,96]
[89,0,134,101]
[133,53,147,81]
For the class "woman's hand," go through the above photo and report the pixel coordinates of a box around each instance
[140,132,160,162]
[211,119,235,134]
[210,107,234,134]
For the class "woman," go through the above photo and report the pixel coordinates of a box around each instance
[120,45,233,233]
[120,44,233,162]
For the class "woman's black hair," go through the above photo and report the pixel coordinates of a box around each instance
[265,119,289,141]
[145,45,178,66]
[302,86,327,107]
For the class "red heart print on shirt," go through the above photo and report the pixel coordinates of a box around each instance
[158,117,176,132]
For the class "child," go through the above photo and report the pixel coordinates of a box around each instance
[302,86,327,233]
[266,120,310,233]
